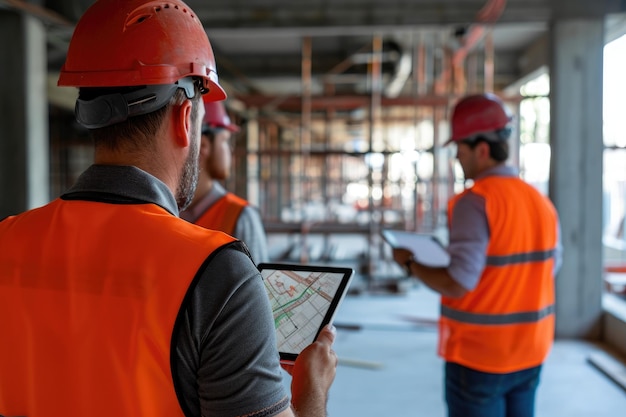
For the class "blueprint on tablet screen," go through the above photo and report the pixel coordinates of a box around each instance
[262,269,343,354]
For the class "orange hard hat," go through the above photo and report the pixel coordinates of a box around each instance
[58,0,225,101]
[446,93,512,145]
[203,98,240,133]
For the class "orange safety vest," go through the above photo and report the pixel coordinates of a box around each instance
[195,192,248,235]
[439,175,558,374]
[0,199,235,417]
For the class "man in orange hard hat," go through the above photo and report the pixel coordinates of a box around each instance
[0,1,337,416]
[393,93,562,417]
[181,98,269,264]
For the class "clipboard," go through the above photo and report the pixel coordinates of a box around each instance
[382,229,450,267]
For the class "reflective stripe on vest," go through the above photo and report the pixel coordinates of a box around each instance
[487,249,555,266]
[195,192,248,235]
[441,304,555,325]
[0,199,235,417]
[439,175,558,374]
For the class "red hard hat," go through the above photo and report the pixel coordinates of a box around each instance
[203,98,240,133]
[446,93,512,145]
[57,0,226,102]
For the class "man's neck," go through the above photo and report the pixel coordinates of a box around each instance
[189,177,214,210]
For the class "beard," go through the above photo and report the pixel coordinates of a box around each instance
[176,129,200,211]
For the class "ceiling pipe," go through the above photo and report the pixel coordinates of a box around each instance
[451,0,506,66]
[384,36,414,98]
[433,0,506,94]
[0,0,72,26]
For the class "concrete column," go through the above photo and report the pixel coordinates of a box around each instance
[0,11,49,218]
[549,18,604,339]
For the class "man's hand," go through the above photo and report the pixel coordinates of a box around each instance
[289,324,338,417]
[393,248,467,298]
[392,248,415,276]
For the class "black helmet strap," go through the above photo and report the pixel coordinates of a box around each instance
[75,77,197,129]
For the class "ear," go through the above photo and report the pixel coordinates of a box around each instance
[199,134,211,158]
[173,99,193,148]
[476,141,491,159]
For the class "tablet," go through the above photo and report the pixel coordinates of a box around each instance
[381,229,450,267]
[257,262,354,364]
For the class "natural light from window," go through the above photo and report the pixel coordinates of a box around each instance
[602,33,626,289]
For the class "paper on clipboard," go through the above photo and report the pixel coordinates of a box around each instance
[382,229,451,267]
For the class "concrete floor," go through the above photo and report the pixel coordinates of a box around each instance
[284,281,626,417]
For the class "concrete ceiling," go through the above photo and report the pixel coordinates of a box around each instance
[3,0,626,114]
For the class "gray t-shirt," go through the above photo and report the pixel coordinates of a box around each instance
[63,165,289,417]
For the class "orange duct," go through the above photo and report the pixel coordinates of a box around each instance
[434,0,506,94]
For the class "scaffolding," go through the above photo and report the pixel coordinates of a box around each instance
[224,27,510,283]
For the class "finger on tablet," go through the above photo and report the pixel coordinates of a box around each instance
[316,324,336,345]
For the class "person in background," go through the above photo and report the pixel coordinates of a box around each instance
[393,93,562,417]
[0,0,337,416]
[181,98,269,264]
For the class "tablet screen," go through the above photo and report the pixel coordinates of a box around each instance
[258,263,354,364]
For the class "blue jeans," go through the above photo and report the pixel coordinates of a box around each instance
[445,362,542,417]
